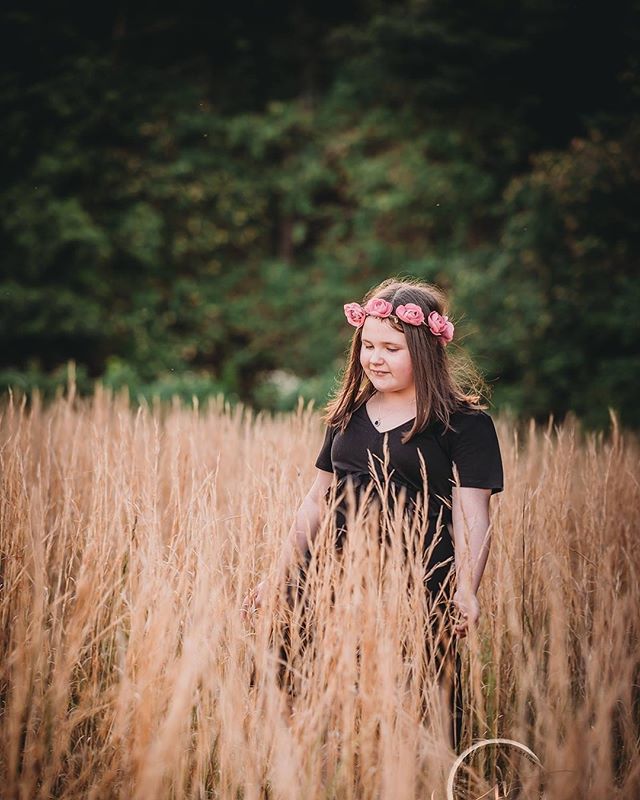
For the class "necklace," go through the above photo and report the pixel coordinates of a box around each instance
[371,392,416,428]
[373,391,382,426]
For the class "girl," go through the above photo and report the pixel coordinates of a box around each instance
[242,277,504,751]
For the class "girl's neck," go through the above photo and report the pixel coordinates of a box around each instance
[375,387,416,409]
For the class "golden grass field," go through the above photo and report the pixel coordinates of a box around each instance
[1,384,639,799]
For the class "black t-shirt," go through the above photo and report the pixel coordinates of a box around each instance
[314,402,504,596]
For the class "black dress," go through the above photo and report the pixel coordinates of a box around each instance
[276,402,504,748]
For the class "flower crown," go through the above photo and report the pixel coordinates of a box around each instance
[343,297,454,344]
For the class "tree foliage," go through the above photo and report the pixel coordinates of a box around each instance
[1,1,639,428]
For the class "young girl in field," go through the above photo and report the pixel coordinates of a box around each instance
[242,277,503,751]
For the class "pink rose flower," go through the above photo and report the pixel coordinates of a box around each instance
[395,303,425,326]
[427,311,455,344]
[363,297,393,318]
[344,302,366,327]
[441,319,454,343]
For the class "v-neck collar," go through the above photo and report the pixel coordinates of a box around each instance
[361,401,416,434]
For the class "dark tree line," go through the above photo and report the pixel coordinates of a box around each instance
[1,1,639,428]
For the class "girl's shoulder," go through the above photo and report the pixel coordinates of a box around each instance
[441,404,504,491]
[326,401,367,431]
[439,403,497,439]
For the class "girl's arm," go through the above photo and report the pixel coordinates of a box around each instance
[450,486,493,636]
[241,469,334,620]
[273,469,335,586]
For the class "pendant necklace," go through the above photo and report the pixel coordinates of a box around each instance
[373,391,383,427]
[372,391,415,428]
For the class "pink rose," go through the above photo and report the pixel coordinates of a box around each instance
[363,297,393,318]
[427,311,455,344]
[344,302,366,328]
[395,303,425,326]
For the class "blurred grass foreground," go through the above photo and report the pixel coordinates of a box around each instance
[1,384,639,799]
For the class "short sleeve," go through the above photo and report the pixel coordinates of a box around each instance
[314,425,336,473]
[449,411,504,494]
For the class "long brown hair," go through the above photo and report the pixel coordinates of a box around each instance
[323,277,487,443]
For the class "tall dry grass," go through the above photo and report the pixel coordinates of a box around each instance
[1,383,639,799]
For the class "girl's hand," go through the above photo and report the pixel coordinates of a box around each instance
[452,590,480,638]
[241,579,268,625]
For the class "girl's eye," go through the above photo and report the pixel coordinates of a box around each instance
[362,344,399,351]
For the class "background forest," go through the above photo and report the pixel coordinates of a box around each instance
[2,1,639,429]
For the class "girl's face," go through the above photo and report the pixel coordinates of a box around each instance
[360,316,414,394]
